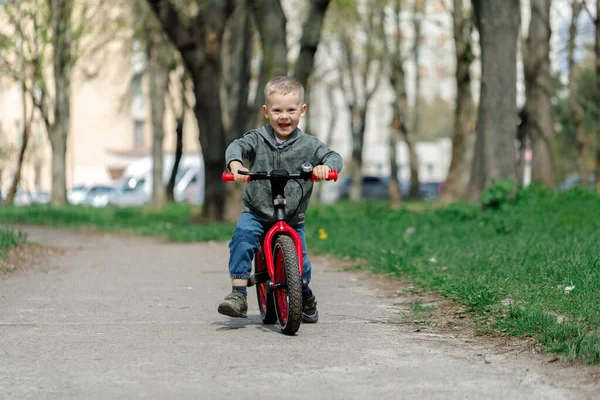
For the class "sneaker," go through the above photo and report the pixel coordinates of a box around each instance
[302,293,319,323]
[217,291,248,318]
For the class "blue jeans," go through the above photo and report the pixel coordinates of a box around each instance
[228,212,312,283]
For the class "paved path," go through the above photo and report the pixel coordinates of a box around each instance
[0,226,598,399]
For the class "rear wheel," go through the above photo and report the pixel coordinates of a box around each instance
[255,248,276,324]
[272,235,302,335]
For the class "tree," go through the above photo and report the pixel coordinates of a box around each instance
[147,0,330,221]
[521,0,555,186]
[384,0,409,206]
[293,0,332,88]
[146,0,235,222]
[5,82,35,205]
[467,0,520,202]
[584,1,600,195]
[327,0,385,202]
[442,0,475,202]
[406,0,427,200]
[567,0,589,187]
[165,69,191,202]
[0,0,123,205]
[0,1,42,204]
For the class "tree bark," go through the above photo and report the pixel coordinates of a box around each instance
[595,0,600,194]
[387,0,408,206]
[146,26,168,209]
[147,0,235,222]
[408,0,425,200]
[313,84,337,203]
[166,72,186,202]
[293,0,331,88]
[442,0,474,202]
[467,0,520,202]
[389,62,409,206]
[224,1,253,143]
[49,0,73,205]
[388,114,402,206]
[248,0,288,124]
[348,105,368,202]
[567,1,588,187]
[522,0,555,186]
[5,81,33,205]
[166,110,184,202]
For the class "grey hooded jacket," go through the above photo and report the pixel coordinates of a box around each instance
[225,125,343,225]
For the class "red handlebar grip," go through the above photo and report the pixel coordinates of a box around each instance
[222,171,250,183]
[222,172,235,183]
[312,169,338,182]
[328,170,338,182]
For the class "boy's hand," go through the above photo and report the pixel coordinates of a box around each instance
[229,161,250,183]
[312,165,331,182]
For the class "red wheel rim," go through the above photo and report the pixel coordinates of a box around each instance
[275,248,288,324]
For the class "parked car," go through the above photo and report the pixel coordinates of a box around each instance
[67,185,89,205]
[557,173,597,191]
[107,178,150,207]
[68,184,115,206]
[338,176,442,200]
[82,185,115,207]
[111,154,204,206]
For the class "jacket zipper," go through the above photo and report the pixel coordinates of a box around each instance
[276,148,282,168]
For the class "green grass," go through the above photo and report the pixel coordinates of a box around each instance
[0,186,599,363]
[0,203,235,242]
[0,226,27,260]
[306,186,600,364]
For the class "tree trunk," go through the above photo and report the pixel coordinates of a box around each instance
[388,118,402,207]
[442,0,474,202]
[293,0,331,88]
[595,1,600,195]
[408,0,425,200]
[567,1,588,187]
[387,0,407,206]
[314,85,337,203]
[147,28,168,209]
[147,0,235,222]
[522,0,555,186]
[224,2,252,143]
[516,109,527,185]
[165,69,188,203]
[467,0,520,202]
[50,0,73,205]
[222,2,253,220]
[6,82,33,205]
[348,106,367,202]
[166,103,184,202]
[389,71,408,206]
[249,0,288,121]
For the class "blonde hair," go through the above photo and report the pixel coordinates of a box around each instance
[264,76,305,105]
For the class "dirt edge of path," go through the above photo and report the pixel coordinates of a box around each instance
[313,254,600,388]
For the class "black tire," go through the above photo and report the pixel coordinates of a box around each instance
[255,248,276,324]
[272,235,302,335]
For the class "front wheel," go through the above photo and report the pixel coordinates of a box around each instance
[272,235,302,335]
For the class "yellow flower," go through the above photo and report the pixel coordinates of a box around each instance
[318,228,328,240]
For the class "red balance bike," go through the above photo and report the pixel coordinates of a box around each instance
[222,163,338,335]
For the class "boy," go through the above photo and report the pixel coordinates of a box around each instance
[218,76,343,323]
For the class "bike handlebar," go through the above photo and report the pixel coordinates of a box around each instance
[222,169,338,183]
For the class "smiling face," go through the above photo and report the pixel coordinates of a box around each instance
[262,92,307,141]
